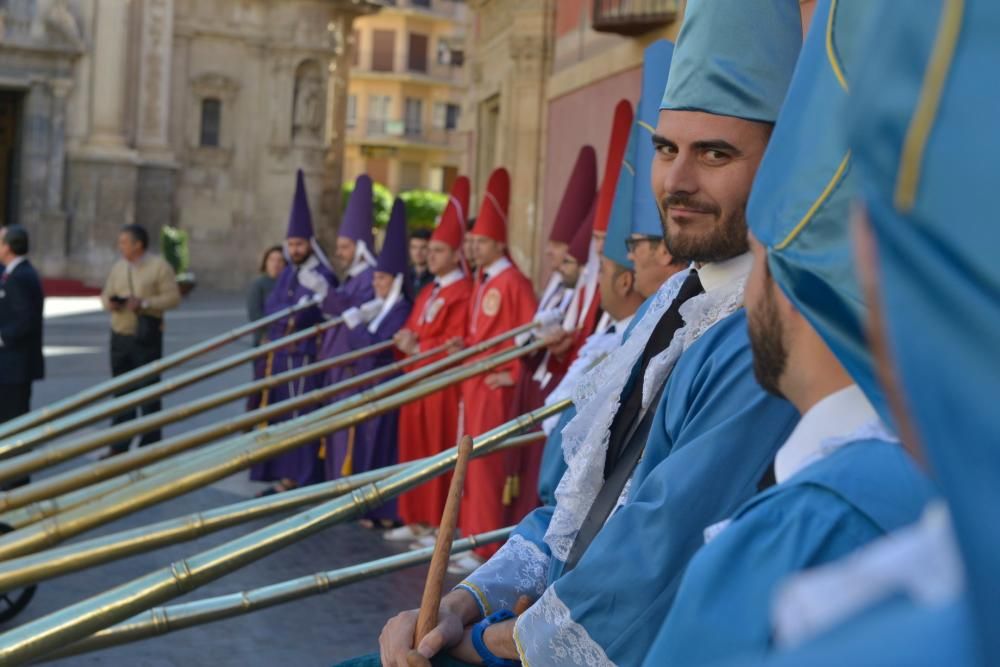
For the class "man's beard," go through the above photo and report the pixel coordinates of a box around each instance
[748,284,788,397]
[660,194,750,264]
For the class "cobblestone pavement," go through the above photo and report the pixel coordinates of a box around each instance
[9,290,467,666]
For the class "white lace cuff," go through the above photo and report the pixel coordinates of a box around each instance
[514,587,614,667]
[456,535,550,617]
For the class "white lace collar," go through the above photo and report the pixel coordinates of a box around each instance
[775,385,879,483]
[545,263,748,561]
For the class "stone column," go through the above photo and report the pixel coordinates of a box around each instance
[89,0,133,149]
[47,79,74,215]
[136,0,174,154]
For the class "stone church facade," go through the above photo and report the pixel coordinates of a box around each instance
[0,0,378,289]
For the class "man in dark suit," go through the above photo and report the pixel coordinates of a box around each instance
[0,225,45,425]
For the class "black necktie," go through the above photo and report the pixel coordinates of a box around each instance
[603,270,704,477]
[564,270,704,572]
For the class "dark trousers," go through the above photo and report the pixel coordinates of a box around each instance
[108,330,164,453]
[0,383,33,489]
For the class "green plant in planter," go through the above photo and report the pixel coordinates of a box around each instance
[161,225,197,295]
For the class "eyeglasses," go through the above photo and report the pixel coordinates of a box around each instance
[624,235,664,254]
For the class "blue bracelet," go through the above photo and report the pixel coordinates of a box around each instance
[471,609,520,667]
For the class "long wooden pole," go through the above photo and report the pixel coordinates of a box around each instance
[413,435,474,647]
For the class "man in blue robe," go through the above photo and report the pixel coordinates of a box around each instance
[537,61,685,507]
[326,198,412,528]
[369,3,802,665]
[249,169,336,494]
[639,3,935,663]
[700,0,996,664]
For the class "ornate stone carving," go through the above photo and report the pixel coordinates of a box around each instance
[292,59,324,143]
[44,0,84,49]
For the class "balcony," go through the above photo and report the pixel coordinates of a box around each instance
[353,54,466,85]
[374,0,465,21]
[347,118,458,150]
[591,0,680,36]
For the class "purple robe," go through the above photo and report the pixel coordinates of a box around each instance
[321,299,411,521]
[248,262,336,485]
[321,266,374,317]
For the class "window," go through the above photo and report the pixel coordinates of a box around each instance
[372,29,395,72]
[432,102,446,130]
[351,30,360,67]
[437,40,450,66]
[404,98,423,136]
[346,95,357,129]
[445,103,460,130]
[410,0,430,7]
[368,95,391,134]
[408,33,428,73]
[199,98,221,147]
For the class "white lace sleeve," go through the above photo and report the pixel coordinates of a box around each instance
[456,535,550,617]
[513,587,615,667]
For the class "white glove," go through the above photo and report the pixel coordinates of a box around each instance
[535,307,566,338]
[296,294,312,307]
[341,307,364,329]
[359,299,385,322]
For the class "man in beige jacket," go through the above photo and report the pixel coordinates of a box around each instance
[100,224,181,457]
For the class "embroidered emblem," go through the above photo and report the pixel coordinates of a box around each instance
[481,287,501,317]
[425,297,446,322]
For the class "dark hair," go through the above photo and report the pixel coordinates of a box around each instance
[466,217,476,232]
[410,229,432,241]
[260,244,285,272]
[120,224,149,249]
[2,225,28,256]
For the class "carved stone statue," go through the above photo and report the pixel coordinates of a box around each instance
[44,0,83,48]
[293,62,324,141]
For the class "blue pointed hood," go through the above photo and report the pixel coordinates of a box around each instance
[849,0,1000,659]
[661,0,802,123]
[747,0,883,417]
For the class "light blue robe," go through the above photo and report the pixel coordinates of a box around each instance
[642,438,934,666]
[713,596,976,667]
[461,309,799,665]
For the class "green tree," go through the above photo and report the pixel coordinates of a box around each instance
[399,189,448,232]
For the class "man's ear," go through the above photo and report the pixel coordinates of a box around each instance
[617,268,635,297]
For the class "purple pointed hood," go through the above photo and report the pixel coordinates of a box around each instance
[375,198,408,276]
[340,174,375,249]
[286,169,315,240]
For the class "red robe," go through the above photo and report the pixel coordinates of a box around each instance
[397,274,473,527]
[459,260,538,558]
[503,278,603,524]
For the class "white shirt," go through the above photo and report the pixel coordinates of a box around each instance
[434,267,465,290]
[775,384,879,483]
[698,251,754,292]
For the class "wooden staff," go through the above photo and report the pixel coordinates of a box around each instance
[407,434,474,666]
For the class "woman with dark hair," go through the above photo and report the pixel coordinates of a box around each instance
[246,245,286,345]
